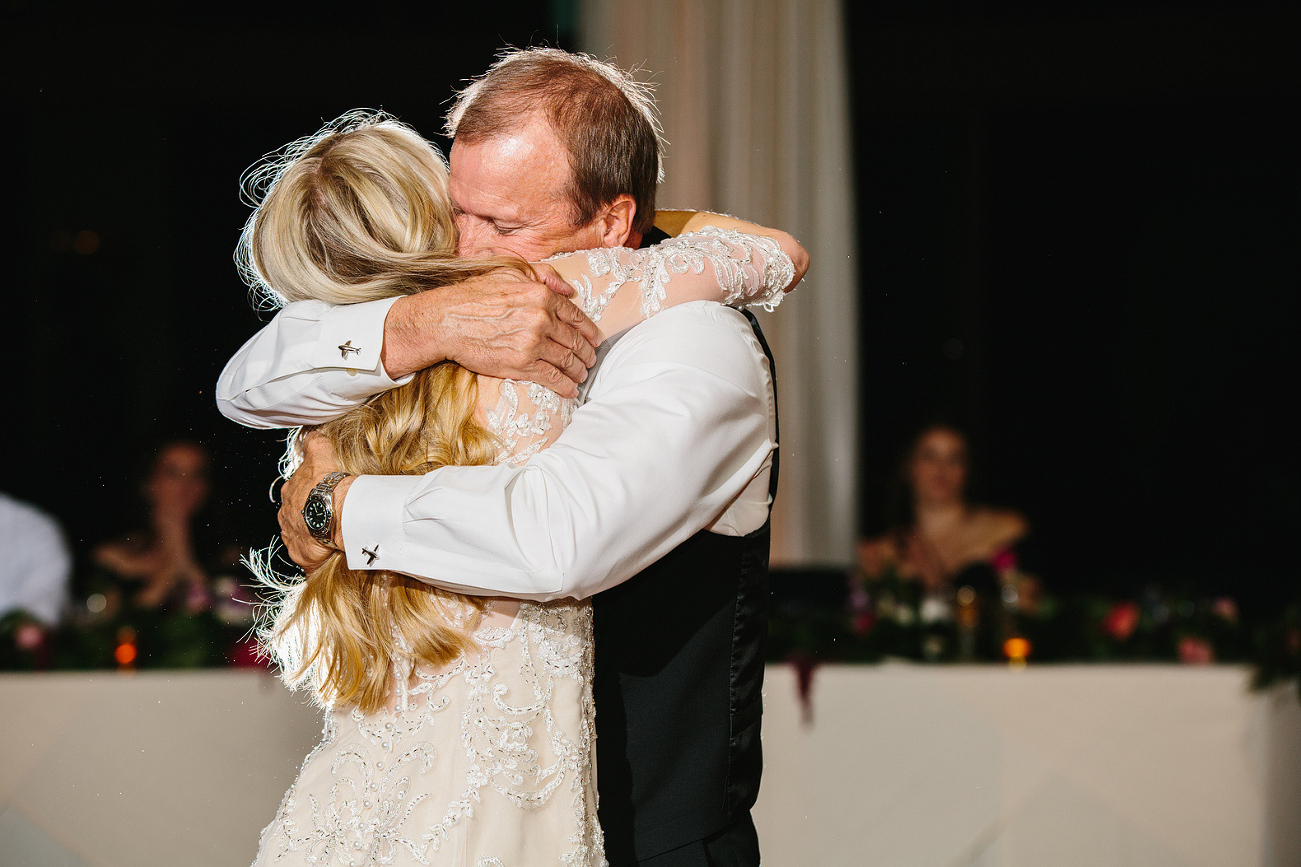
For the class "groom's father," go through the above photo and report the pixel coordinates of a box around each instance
[219,48,781,867]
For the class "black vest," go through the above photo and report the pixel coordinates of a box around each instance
[592,276,778,863]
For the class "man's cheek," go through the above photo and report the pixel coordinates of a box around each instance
[506,233,568,262]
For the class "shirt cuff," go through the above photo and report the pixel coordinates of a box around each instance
[340,474,414,570]
[315,297,403,376]
[339,472,566,597]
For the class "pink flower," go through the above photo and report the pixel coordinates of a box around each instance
[1178,636,1215,665]
[1102,601,1140,641]
[229,636,268,669]
[853,610,876,637]
[990,549,1018,573]
[14,622,45,651]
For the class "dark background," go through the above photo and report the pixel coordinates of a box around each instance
[847,1,1299,619]
[2,2,1296,618]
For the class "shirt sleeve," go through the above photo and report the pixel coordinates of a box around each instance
[12,510,72,625]
[215,297,408,429]
[338,303,774,601]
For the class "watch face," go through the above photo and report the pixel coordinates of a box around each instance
[303,494,331,535]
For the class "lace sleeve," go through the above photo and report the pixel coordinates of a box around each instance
[549,226,797,332]
[476,227,791,467]
[477,376,575,467]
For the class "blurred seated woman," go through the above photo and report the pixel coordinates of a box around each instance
[857,424,1031,604]
[92,440,215,613]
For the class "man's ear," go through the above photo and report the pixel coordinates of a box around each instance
[596,194,637,247]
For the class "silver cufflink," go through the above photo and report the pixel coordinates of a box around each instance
[362,545,380,565]
[339,340,361,359]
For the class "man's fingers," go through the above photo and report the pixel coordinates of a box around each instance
[535,335,591,388]
[435,272,608,392]
[275,459,335,570]
[530,263,574,298]
[540,295,599,367]
[515,283,596,367]
[554,319,598,369]
[555,298,602,352]
[531,360,580,399]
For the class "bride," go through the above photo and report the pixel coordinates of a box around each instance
[236,111,806,867]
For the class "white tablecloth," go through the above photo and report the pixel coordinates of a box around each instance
[1,665,1296,867]
[753,664,1300,867]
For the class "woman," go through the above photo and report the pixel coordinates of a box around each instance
[87,440,257,668]
[240,111,806,867]
[92,440,215,614]
[857,424,1030,601]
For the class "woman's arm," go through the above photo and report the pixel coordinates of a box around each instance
[477,214,806,470]
[473,374,571,468]
[668,210,810,285]
[542,219,808,339]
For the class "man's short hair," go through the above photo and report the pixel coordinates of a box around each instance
[447,47,664,236]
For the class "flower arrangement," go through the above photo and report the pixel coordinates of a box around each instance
[1,571,264,672]
[768,568,1252,669]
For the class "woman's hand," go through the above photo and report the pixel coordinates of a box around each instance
[904,531,949,595]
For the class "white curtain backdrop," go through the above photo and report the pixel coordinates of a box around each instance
[578,0,859,566]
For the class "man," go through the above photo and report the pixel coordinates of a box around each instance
[0,491,72,627]
[218,48,787,866]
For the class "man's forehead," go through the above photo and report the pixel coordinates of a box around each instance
[452,114,565,171]
[449,176,524,222]
[450,129,571,214]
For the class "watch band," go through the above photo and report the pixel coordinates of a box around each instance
[303,471,351,547]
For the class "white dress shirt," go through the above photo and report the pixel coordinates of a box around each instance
[217,297,407,428]
[0,492,72,624]
[218,299,776,602]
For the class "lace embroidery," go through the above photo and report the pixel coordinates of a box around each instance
[253,601,603,867]
[566,273,620,325]
[484,381,574,467]
[571,225,795,319]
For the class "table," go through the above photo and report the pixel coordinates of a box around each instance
[753,663,1300,867]
[1,665,1296,867]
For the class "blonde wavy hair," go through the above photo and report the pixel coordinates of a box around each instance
[238,110,524,713]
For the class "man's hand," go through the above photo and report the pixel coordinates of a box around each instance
[380,268,601,399]
[278,432,352,571]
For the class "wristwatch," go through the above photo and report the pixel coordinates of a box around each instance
[301,471,351,548]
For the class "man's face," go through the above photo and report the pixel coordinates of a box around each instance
[449,113,605,260]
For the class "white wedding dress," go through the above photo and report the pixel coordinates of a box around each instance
[251,228,795,867]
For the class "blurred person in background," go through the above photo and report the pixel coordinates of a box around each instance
[0,491,72,631]
[68,441,256,669]
[857,424,1033,607]
[90,440,218,614]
